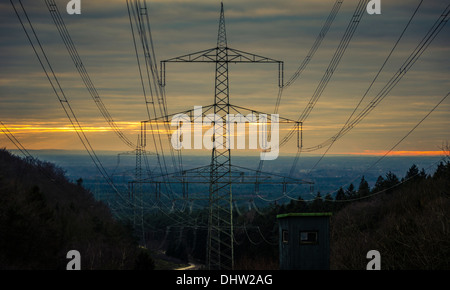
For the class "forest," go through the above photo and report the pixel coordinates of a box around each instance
[151,156,450,270]
[1,148,449,270]
[0,149,153,270]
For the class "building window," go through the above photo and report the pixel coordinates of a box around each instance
[300,231,318,245]
[282,230,289,244]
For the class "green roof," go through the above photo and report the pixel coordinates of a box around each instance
[276,212,332,219]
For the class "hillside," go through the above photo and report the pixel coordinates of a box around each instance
[0,149,153,270]
[135,157,450,270]
[1,148,448,270]
[233,159,450,270]
[330,160,450,269]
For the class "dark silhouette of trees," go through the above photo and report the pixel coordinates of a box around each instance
[335,187,346,201]
[285,196,307,213]
[6,147,446,270]
[0,149,153,270]
[372,171,400,194]
[133,248,155,270]
[310,192,324,212]
[345,183,356,200]
[357,176,370,198]
[231,159,450,269]
[331,160,450,270]
[405,164,419,180]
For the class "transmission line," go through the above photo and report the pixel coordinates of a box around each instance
[295,0,369,124]
[126,0,183,201]
[10,0,131,207]
[44,0,135,149]
[256,0,344,190]
[271,0,370,179]
[126,0,174,201]
[288,2,450,176]
[274,0,344,114]
[0,120,34,160]
[0,120,100,196]
[308,0,425,172]
[258,0,368,180]
[271,90,450,203]
[356,91,450,185]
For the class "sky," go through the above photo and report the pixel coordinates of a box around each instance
[0,0,449,159]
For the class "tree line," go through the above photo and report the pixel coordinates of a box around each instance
[153,159,450,269]
[2,147,447,270]
[0,149,154,270]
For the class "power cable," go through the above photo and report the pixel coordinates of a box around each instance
[307,0,425,173]
[255,0,344,184]
[260,90,449,203]
[44,0,136,149]
[274,0,344,114]
[0,120,34,160]
[10,0,131,207]
[287,3,450,177]
[127,0,183,201]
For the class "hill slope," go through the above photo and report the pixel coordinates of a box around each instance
[229,159,450,270]
[0,149,152,270]
[330,161,450,269]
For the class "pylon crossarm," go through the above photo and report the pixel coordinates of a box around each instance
[141,103,301,124]
[160,48,284,87]
[226,48,282,63]
[228,104,300,124]
[141,104,215,124]
[162,47,218,63]
[134,164,313,185]
[163,47,282,64]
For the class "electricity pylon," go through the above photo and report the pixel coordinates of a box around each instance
[160,3,284,270]
[141,2,310,270]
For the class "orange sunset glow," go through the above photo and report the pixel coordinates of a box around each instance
[1,0,449,156]
[339,150,446,157]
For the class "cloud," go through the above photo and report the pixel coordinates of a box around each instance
[0,0,448,154]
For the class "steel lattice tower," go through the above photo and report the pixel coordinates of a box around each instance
[156,2,290,270]
[208,3,232,270]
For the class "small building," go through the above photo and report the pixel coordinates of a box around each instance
[277,212,332,270]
